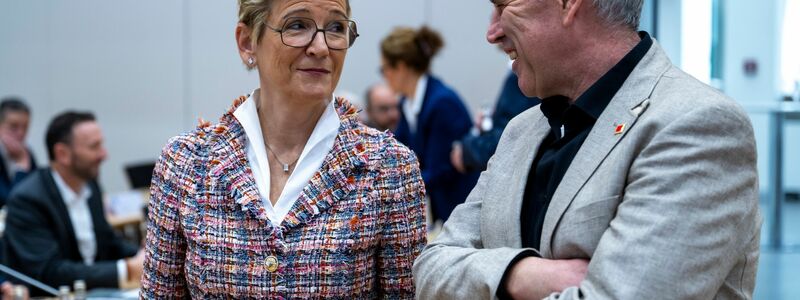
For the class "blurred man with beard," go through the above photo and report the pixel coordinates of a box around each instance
[2,111,142,295]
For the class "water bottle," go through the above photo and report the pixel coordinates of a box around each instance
[12,285,26,300]
[73,280,87,300]
[58,285,71,300]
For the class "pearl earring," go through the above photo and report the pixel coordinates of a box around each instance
[248,57,255,66]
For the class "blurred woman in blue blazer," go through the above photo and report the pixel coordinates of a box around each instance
[380,26,478,223]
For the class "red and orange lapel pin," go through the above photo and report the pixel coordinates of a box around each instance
[614,123,626,135]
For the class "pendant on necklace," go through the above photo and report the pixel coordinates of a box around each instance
[282,163,290,172]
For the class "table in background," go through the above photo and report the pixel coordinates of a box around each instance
[743,101,800,249]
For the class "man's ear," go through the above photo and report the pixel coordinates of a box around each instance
[53,143,71,166]
[561,0,585,27]
[236,23,256,69]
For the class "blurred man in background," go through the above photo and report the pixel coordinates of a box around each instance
[2,111,142,295]
[364,83,401,131]
[0,98,37,208]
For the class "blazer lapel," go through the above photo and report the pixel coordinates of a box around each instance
[87,183,110,258]
[539,42,673,257]
[212,110,274,224]
[281,98,367,231]
[42,169,81,258]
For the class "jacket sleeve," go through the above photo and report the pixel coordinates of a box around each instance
[4,193,121,289]
[375,140,428,298]
[461,74,538,172]
[140,138,193,299]
[413,154,534,299]
[546,104,761,299]
[460,130,503,172]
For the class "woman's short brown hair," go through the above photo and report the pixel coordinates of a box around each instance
[238,0,352,46]
[380,26,444,73]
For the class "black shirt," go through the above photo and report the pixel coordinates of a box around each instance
[496,31,653,299]
[520,32,652,249]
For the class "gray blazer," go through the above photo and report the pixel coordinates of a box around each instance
[413,41,761,299]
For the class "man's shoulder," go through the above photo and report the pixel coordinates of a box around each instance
[648,67,748,122]
[504,105,543,135]
[8,169,51,204]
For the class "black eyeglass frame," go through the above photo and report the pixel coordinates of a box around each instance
[265,17,360,50]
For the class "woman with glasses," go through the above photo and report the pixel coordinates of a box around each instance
[380,26,478,224]
[140,0,426,298]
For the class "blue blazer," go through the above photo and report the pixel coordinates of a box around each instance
[394,75,479,222]
[0,149,36,208]
[460,72,540,172]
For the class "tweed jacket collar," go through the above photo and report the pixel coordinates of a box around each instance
[203,96,369,232]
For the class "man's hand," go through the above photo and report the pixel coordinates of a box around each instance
[0,131,30,171]
[450,142,466,174]
[125,249,146,283]
[1,282,28,300]
[505,257,589,300]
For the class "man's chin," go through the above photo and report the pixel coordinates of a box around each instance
[76,170,100,182]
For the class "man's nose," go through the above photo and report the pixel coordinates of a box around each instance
[486,10,504,44]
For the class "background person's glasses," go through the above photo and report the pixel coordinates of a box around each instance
[267,17,359,50]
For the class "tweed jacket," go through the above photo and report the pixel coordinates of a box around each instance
[141,97,427,299]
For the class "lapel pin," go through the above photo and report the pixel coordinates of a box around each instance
[614,123,626,135]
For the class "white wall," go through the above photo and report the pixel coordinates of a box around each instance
[653,0,798,193]
[720,0,799,193]
[0,0,506,193]
[5,0,794,194]
[656,0,682,67]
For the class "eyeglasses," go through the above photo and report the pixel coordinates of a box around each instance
[266,17,359,50]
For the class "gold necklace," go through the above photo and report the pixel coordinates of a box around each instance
[263,140,299,173]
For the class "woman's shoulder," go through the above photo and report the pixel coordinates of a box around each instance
[335,97,414,160]
[159,116,234,162]
[351,122,417,167]
[161,95,249,158]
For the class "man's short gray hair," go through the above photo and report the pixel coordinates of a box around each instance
[592,0,644,30]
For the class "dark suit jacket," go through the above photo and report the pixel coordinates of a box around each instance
[2,168,138,294]
[394,75,479,222]
[460,72,540,172]
[0,149,37,208]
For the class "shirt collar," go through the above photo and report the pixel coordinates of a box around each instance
[411,74,429,116]
[572,31,653,119]
[232,89,340,176]
[51,169,92,204]
[541,31,652,128]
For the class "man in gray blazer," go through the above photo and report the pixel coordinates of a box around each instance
[413,0,761,299]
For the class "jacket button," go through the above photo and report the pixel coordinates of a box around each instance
[265,255,279,272]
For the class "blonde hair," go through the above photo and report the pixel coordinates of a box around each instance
[237,0,352,47]
[381,26,444,73]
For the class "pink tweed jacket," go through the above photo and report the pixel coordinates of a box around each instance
[141,97,427,299]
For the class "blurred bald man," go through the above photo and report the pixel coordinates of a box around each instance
[364,83,400,132]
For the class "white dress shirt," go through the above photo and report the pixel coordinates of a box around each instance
[233,89,340,225]
[0,143,25,180]
[402,74,429,134]
[51,170,128,286]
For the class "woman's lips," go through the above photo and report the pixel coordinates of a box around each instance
[298,68,331,75]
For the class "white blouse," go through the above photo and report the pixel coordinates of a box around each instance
[233,90,340,225]
[401,74,429,133]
